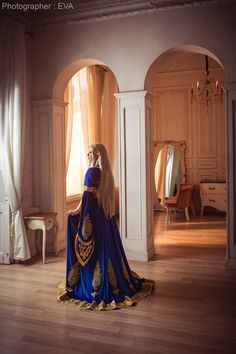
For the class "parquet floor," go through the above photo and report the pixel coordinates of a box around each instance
[0,211,236,354]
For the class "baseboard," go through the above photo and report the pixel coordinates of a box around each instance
[29,245,38,258]
[125,246,155,262]
[56,239,66,253]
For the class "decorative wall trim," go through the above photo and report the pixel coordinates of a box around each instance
[32,99,67,107]
[8,0,229,26]
[197,161,217,169]
[115,90,154,260]
[155,67,223,76]
[32,99,67,254]
[197,171,217,181]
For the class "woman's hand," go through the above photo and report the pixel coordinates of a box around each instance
[67,209,79,216]
[67,201,82,215]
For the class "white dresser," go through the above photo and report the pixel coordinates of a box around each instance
[200,182,227,215]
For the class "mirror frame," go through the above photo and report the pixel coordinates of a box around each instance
[153,140,186,184]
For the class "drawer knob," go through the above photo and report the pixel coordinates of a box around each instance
[209,187,215,190]
[209,199,215,202]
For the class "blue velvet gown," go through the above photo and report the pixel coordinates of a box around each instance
[57,166,154,310]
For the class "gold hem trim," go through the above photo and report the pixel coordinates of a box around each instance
[57,280,155,311]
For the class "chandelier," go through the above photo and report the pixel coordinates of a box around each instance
[191,55,223,106]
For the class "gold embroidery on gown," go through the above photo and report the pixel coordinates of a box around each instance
[82,214,92,240]
[75,234,95,267]
[108,258,119,295]
[121,258,134,290]
[92,261,102,297]
[68,261,81,287]
[121,258,129,279]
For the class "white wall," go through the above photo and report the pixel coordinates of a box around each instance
[31,2,236,100]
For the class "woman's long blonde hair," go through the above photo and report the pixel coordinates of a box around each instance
[89,143,115,218]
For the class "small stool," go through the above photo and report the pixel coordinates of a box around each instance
[24,212,58,264]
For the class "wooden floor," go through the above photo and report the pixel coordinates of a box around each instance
[1,212,236,354]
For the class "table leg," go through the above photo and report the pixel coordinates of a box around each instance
[201,205,204,216]
[54,219,59,256]
[184,207,190,221]
[42,224,46,264]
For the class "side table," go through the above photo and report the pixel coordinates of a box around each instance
[24,212,59,264]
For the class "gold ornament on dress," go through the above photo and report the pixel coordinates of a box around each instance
[121,258,134,290]
[92,261,102,297]
[82,214,93,240]
[121,258,129,280]
[107,258,119,295]
[75,234,94,267]
[68,261,81,287]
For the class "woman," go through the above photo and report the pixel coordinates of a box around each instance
[57,144,154,310]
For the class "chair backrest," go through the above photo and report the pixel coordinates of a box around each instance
[176,184,194,208]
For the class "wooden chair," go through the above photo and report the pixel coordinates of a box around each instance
[165,184,194,221]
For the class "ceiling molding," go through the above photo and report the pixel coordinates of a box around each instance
[1,0,234,26]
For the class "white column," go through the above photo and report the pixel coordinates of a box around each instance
[225,83,236,269]
[32,99,67,253]
[115,91,154,261]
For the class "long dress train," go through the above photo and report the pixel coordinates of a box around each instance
[57,166,154,310]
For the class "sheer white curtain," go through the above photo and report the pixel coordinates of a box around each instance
[101,71,119,185]
[79,65,105,146]
[168,147,181,196]
[154,145,168,207]
[64,81,73,173]
[66,66,118,196]
[66,73,86,195]
[83,66,118,183]
[0,19,30,261]
[165,144,174,197]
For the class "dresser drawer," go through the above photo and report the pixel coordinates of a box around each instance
[201,194,227,212]
[200,182,227,215]
[201,183,226,194]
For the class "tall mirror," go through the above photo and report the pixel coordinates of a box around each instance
[153,141,186,210]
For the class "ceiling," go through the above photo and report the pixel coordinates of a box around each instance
[1,0,232,26]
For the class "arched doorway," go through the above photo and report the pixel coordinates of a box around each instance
[144,46,227,261]
[32,58,119,255]
[63,65,119,217]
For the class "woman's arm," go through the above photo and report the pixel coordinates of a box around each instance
[68,200,82,215]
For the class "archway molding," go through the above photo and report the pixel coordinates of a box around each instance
[33,57,120,254]
[53,58,119,100]
[143,44,235,267]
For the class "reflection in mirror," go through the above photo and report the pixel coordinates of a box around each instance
[153,141,186,210]
[165,145,181,197]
